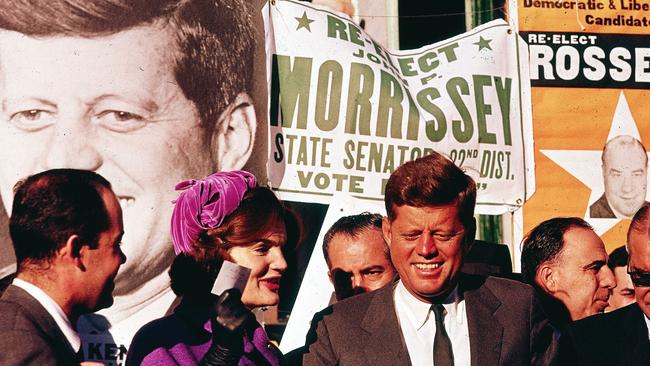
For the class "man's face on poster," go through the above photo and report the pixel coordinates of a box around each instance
[603,141,647,218]
[0,26,227,296]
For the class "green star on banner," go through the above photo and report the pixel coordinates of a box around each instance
[474,36,492,51]
[295,11,315,32]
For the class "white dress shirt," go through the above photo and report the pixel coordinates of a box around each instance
[13,278,81,352]
[394,281,470,366]
[645,313,650,340]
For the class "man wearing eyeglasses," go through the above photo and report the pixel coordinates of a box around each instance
[559,204,650,365]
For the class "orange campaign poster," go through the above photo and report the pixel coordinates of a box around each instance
[514,0,650,251]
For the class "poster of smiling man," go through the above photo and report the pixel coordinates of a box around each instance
[0,0,270,364]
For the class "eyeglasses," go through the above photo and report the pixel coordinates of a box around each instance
[627,263,650,287]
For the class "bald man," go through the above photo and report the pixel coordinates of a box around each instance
[591,135,649,219]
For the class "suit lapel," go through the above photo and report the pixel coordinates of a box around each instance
[3,285,77,358]
[360,284,412,366]
[619,305,650,366]
[463,275,503,366]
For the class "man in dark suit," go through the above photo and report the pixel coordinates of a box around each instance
[303,152,550,365]
[559,204,650,365]
[521,217,615,325]
[0,169,126,365]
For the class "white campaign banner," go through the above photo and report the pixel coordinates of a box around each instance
[264,0,535,214]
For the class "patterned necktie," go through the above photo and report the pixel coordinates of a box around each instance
[432,304,454,366]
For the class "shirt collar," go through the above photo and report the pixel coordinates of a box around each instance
[395,280,462,330]
[13,278,81,352]
[644,312,650,340]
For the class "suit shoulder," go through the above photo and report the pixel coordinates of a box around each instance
[473,275,535,298]
[567,303,633,333]
[321,286,388,322]
[332,286,383,308]
[0,298,42,331]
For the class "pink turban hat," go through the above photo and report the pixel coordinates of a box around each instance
[170,170,257,255]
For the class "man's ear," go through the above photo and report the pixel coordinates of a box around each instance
[59,235,86,271]
[537,264,556,293]
[382,216,392,247]
[211,92,257,171]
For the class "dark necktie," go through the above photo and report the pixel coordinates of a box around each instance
[432,304,454,366]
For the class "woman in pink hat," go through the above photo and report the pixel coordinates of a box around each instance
[127,171,297,366]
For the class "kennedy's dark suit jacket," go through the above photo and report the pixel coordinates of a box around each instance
[0,285,79,365]
[302,274,550,366]
[559,303,650,366]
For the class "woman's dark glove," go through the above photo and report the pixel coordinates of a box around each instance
[199,289,256,366]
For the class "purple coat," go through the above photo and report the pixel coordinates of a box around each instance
[126,301,281,365]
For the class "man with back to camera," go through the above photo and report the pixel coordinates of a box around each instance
[590,135,649,219]
[302,151,550,366]
[323,212,397,301]
[0,0,258,357]
[559,204,650,365]
[521,217,616,329]
[607,245,636,311]
[0,169,126,365]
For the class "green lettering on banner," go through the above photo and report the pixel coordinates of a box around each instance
[405,89,420,141]
[417,87,447,142]
[296,169,365,193]
[297,171,313,187]
[343,140,355,169]
[447,77,474,143]
[327,16,348,41]
[327,15,363,46]
[315,60,343,131]
[296,136,308,165]
[285,134,298,164]
[377,70,404,139]
[418,51,440,73]
[345,62,374,135]
[354,141,368,171]
[438,43,460,63]
[348,22,364,46]
[368,142,383,172]
[495,77,512,146]
[349,174,364,193]
[480,150,512,179]
[383,145,395,173]
[473,74,496,144]
[270,55,312,129]
[398,57,417,77]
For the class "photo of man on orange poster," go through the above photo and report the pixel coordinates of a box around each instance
[515,0,650,250]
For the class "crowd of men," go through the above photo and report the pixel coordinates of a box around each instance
[3,152,649,365]
[0,0,648,365]
[300,152,650,365]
